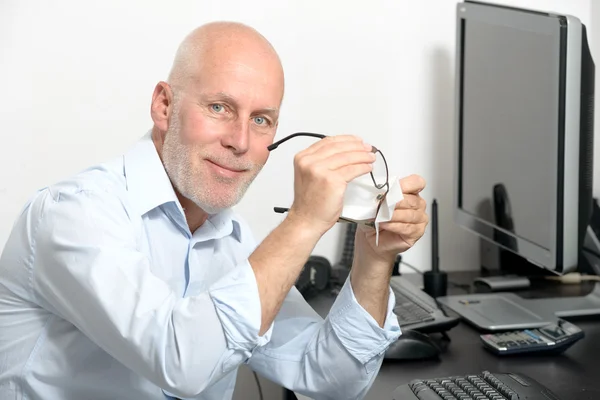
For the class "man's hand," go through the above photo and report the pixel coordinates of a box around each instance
[357,174,429,264]
[350,174,428,326]
[287,135,376,235]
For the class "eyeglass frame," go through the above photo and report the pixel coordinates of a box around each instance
[267,132,390,227]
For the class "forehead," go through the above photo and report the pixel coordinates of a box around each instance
[194,54,284,110]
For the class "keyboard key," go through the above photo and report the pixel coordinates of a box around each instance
[414,387,445,400]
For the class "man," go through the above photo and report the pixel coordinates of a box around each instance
[0,22,428,399]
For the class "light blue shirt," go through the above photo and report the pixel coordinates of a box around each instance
[0,133,401,400]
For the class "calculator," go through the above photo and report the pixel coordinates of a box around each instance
[480,319,584,355]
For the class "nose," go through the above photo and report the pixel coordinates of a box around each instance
[221,119,250,154]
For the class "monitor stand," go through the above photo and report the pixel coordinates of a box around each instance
[437,226,600,331]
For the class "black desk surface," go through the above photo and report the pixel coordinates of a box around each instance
[306,271,600,400]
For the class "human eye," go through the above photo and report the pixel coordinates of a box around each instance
[253,116,270,126]
[211,104,225,113]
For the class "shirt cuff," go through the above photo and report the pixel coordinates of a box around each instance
[328,277,401,366]
[208,261,274,361]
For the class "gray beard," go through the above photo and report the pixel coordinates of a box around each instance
[161,106,262,214]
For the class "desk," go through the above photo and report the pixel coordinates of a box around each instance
[300,271,600,400]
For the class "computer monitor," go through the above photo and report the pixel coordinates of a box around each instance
[454,0,596,276]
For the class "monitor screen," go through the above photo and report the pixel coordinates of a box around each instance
[458,19,560,252]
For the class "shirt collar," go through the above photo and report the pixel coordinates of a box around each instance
[123,132,243,243]
[194,208,243,243]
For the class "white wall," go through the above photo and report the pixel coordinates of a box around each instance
[0,0,597,272]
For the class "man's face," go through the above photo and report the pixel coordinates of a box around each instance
[162,56,283,214]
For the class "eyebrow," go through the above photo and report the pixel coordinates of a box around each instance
[211,92,280,120]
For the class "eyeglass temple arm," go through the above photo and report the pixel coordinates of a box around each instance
[267,132,327,151]
[267,131,380,154]
[273,207,375,227]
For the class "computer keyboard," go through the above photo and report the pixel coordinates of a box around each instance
[390,276,460,333]
[392,370,561,400]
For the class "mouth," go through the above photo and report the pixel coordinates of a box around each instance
[206,159,247,178]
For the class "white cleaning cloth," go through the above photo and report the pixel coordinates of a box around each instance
[341,174,404,245]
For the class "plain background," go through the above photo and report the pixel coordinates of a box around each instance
[2,1,600,398]
[1,0,599,273]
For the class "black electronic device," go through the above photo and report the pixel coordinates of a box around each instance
[454,0,597,276]
[423,199,448,298]
[295,255,331,297]
[480,319,584,356]
[492,183,519,254]
[384,330,441,360]
[392,371,562,400]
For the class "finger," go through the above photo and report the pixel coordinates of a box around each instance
[310,150,376,171]
[395,194,422,210]
[378,221,427,238]
[383,208,429,225]
[400,174,426,194]
[303,135,367,156]
[336,163,374,183]
[295,139,370,170]
[308,139,373,163]
[296,147,373,175]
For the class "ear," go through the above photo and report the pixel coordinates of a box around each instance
[150,81,174,132]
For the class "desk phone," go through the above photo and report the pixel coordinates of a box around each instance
[480,319,584,356]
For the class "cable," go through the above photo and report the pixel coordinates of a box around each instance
[252,371,264,400]
[543,272,600,285]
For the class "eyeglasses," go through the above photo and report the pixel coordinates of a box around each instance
[268,132,389,226]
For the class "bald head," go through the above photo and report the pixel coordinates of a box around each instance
[150,21,285,221]
[167,22,284,94]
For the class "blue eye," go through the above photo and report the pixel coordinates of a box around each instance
[254,116,266,125]
[211,104,224,113]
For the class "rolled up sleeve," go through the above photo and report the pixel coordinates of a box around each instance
[209,260,274,371]
[328,277,401,372]
[247,277,401,399]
